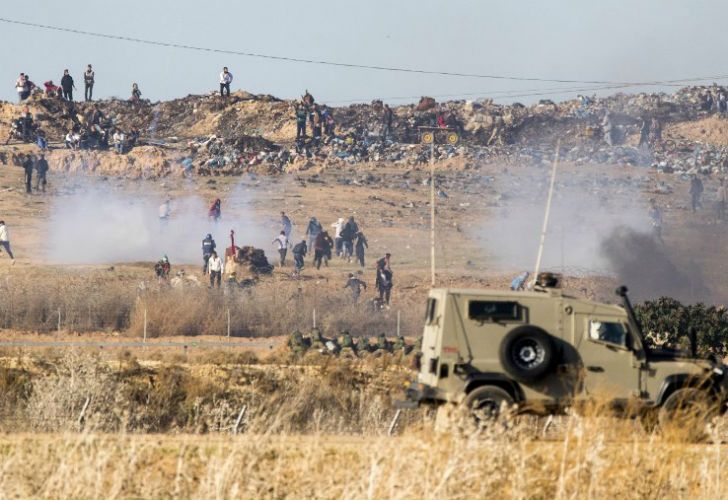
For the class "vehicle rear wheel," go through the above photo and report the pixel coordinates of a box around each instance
[658,388,718,442]
[463,385,515,423]
[499,326,556,383]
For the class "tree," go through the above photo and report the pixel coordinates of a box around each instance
[634,297,728,357]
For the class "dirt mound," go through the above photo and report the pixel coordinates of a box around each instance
[5,85,728,178]
[667,115,728,146]
[49,146,178,179]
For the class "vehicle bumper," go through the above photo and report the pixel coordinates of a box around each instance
[393,382,448,409]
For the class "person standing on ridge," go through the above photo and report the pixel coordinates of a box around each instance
[15,73,26,102]
[219,67,233,97]
[60,69,75,101]
[294,103,307,140]
[84,64,94,101]
[382,104,394,140]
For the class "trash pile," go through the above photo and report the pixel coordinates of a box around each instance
[6,85,728,176]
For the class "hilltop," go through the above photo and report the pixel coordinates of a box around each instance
[2,85,728,178]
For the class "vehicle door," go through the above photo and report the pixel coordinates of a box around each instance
[573,314,641,402]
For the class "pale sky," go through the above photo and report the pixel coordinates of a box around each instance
[1,1,723,105]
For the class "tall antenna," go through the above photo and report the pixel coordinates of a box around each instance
[533,139,561,282]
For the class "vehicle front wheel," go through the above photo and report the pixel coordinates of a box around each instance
[463,385,515,424]
[658,388,718,442]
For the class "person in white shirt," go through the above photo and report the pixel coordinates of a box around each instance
[0,221,15,263]
[219,67,233,97]
[272,230,291,267]
[15,73,26,102]
[84,64,95,101]
[331,217,344,257]
[113,130,125,154]
[207,250,223,288]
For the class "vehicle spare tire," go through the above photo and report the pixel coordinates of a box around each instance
[499,326,556,383]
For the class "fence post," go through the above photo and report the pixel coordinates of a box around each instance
[388,409,402,436]
[77,396,91,431]
[232,404,247,435]
[397,310,401,337]
[227,308,231,339]
[143,308,147,343]
[313,308,316,329]
[57,308,61,335]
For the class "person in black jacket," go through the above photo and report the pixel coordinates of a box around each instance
[313,230,334,269]
[355,231,368,267]
[292,240,307,274]
[340,216,359,262]
[202,234,216,273]
[22,154,34,193]
[60,69,75,101]
[34,154,49,193]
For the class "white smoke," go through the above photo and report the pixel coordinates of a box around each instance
[479,169,652,274]
[45,180,268,264]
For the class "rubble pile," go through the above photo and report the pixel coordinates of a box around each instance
[4,85,728,177]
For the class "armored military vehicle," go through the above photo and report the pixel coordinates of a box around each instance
[399,278,727,428]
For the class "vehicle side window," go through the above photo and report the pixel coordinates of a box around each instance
[468,301,520,321]
[589,321,627,347]
[425,298,437,324]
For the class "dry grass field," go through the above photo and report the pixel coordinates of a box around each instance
[0,350,725,499]
[3,141,728,498]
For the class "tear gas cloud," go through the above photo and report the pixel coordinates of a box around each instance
[480,169,713,303]
[45,181,269,265]
[600,227,710,303]
[480,173,652,274]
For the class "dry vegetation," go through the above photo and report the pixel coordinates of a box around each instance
[0,352,726,498]
[0,270,423,338]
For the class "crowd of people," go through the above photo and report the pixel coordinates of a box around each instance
[152,206,396,307]
[292,90,397,148]
[270,212,394,308]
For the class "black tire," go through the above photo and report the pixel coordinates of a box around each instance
[499,326,556,383]
[658,387,718,442]
[463,385,515,423]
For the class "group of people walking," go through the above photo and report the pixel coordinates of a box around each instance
[272,211,393,306]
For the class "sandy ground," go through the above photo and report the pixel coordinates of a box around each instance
[3,148,728,340]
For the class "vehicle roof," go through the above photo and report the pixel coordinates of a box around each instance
[433,288,626,314]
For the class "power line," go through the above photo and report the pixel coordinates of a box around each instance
[326,76,728,106]
[0,16,649,86]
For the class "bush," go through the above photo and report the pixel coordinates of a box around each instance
[635,297,728,357]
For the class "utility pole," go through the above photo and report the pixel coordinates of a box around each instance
[533,139,561,282]
[420,126,459,288]
[430,139,436,287]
